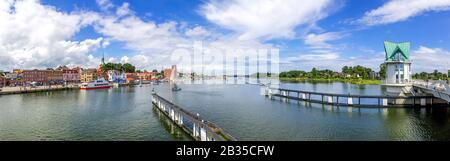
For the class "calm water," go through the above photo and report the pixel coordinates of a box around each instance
[1,80,450,141]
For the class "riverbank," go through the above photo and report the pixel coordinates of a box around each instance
[279,77,381,85]
[0,85,79,95]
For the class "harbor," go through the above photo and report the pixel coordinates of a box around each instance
[1,81,450,141]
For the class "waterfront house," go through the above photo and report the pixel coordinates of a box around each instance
[107,70,126,83]
[137,72,156,81]
[63,68,80,84]
[22,69,49,85]
[48,69,64,84]
[125,73,139,84]
[80,68,98,83]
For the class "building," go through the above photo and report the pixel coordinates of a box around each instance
[22,69,49,84]
[13,69,23,74]
[382,41,413,95]
[137,72,157,81]
[0,75,5,88]
[107,70,126,83]
[80,68,98,83]
[63,68,80,84]
[125,73,139,84]
[48,69,64,84]
[164,65,177,81]
[5,72,18,80]
[369,71,380,79]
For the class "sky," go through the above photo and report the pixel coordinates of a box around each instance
[1,0,450,73]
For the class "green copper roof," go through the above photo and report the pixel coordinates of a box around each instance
[384,41,410,61]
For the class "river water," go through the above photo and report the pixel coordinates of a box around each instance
[1,80,449,141]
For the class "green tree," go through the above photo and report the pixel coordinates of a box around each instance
[310,68,318,78]
[379,63,386,79]
[122,63,136,73]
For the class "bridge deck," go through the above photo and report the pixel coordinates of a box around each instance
[266,88,446,107]
[152,93,236,141]
[412,80,450,103]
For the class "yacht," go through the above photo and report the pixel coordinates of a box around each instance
[80,78,112,90]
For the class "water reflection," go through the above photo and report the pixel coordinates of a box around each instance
[152,105,193,141]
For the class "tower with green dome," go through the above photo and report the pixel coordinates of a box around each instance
[382,41,413,95]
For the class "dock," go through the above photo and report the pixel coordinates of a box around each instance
[0,86,79,95]
[264,87,448,107]
[151,93,237,141]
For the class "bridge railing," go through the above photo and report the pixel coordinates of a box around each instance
[413,79,450,94]
[151,93,237,141]
[264,87,439,107]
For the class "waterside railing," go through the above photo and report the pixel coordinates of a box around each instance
[264,87,446,107]
[151,92,237,141]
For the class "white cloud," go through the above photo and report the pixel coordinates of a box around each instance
[0,0,104,70]
[96,0,114,11]
[282,51,385,72]
[185,26,210,38]
[116,2,133,17]
[297,53,339,61]
[359,0,450,26]
[94,15,187,52]
[411,46,450,72]
[199,0,335,40]
[304,32,345,49]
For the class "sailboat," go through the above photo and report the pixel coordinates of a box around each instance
[172,83,181,91]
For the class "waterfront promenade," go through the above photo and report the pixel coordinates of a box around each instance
[0,85,79,95]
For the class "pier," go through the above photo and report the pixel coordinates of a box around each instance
[264,87,448,107]
[151,92,237,141]
[0,85,79,95]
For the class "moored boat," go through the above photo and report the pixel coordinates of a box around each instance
[80,78,112,90]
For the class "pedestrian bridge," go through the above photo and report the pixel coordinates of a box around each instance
[412,80,450,103]
[151,92,237,141]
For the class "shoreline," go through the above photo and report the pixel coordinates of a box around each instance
[279,77,381,85]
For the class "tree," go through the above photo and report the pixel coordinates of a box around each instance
[310,68,318,78]
[122,63,136,73]
[379,63,386,79]
[152,69,158,73]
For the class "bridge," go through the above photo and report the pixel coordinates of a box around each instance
[264,87,448,107]
[412,80,450,103]
[151,92,237,141]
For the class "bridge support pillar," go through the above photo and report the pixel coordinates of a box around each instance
[327,96,333,104]
[193,123,198,138]
[178,114,183,125]
[200,127,207,141]
[382,98,388,106]
[420,98,426,106]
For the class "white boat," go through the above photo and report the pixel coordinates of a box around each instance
[80,78,112,90]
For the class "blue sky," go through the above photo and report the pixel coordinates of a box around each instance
[1,0,450,73]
